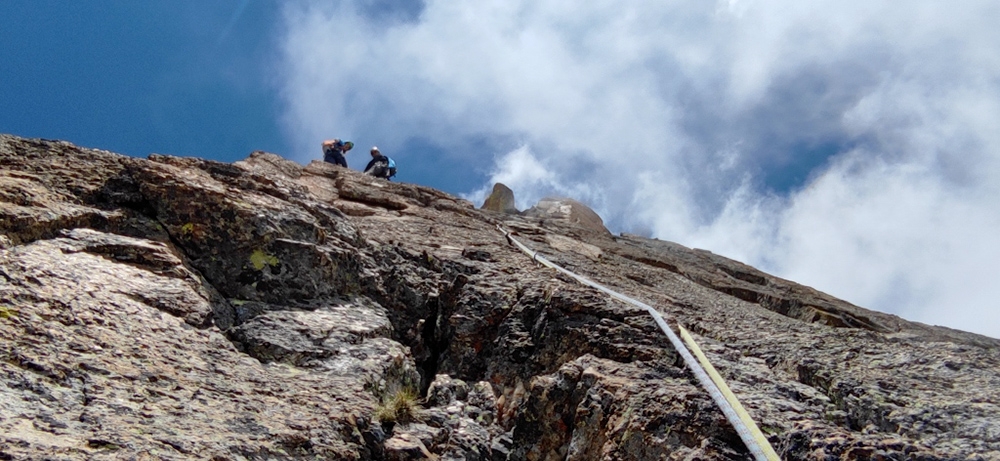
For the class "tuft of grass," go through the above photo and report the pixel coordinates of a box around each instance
[375,386,420,424]
[366,359,422,426]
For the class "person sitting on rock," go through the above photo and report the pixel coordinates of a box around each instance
[363,146,396,180]
[322,139,353,167]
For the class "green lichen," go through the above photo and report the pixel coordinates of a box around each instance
[180,222,195,234]
[249,249,280,270]
[761,425,781,435]
[0,306,18,319]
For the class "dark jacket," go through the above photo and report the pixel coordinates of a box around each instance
[323,143,348,167]
[364,154,391,178]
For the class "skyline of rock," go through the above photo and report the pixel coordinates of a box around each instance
[2,134,998,460]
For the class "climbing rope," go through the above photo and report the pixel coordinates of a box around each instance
[498,225,780,461]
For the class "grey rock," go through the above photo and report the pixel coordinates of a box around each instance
[2,133,999,460]
[523,196,612,236]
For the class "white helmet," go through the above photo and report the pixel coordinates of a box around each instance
[370,146,380,154]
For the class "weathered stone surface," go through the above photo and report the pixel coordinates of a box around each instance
[2,133,999,460]
[0,229,378,459]
[523,196,612,236]
[482,183,519,214]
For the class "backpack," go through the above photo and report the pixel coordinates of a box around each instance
[387,157,397,178]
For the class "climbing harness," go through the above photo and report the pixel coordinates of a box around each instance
[498,225,780,461]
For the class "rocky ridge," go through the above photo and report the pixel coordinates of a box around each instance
[1,134,998,460]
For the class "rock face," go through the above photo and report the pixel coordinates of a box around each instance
[1,133,999,460]
[523,197,611,236]
[481,183,519,214]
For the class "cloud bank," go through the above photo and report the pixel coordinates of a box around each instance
[276,0,1000,338]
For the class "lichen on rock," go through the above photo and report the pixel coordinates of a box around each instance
[2,133,999,460]
[249,248,280,270]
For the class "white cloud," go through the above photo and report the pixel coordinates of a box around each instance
[772,153,1000,333]
[276,0,1000,338]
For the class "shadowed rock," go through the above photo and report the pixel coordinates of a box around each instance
[2,133,999,460]
[481,182,519,214]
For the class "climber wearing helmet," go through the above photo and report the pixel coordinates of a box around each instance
[322,139,353,167]
[363,146,396,180]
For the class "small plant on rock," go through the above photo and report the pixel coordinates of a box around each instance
[375,386,420,425]
[367,359,422,426]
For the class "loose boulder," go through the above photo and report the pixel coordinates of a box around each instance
[523,196,612,236]
[480,182,519,214]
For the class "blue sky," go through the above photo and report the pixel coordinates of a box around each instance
[1,1,287,162]
[0,1,487,193]
[3,1,1000,338]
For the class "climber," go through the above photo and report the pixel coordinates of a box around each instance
[363,146,396,180]
[322,139,354,167]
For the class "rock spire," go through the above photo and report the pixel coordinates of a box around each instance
[1,134,998,460]
[480,182,519,214]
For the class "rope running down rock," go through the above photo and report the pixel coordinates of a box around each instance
[498,225,780,461]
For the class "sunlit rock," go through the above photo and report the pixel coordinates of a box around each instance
[2,133,998,460]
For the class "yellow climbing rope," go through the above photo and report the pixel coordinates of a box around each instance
[679,325,781,460]
[498,225,780,461]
